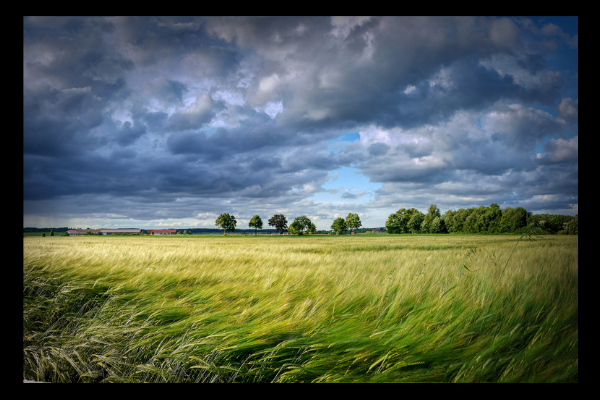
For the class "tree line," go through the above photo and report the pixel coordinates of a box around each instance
[25,205,578,237]
[214,213,363,235]
[215,205,578,236]
[385,204,578,235]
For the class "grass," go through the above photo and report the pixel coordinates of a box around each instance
[23,234,578,382]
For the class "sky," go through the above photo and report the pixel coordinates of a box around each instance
[23,16,578,230]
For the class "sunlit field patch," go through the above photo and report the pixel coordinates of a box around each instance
[23,234,578,382]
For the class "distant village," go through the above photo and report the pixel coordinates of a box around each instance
[65,227,382,236]
[24,227,385,236]
[65,229,174,236]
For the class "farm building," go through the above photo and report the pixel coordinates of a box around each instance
[100,229,142,235]
[147,229,177,235]
[66,229,142,236]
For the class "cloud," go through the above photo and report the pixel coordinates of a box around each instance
[23,17,578,229]
[341,191,368,199]
[538,136,578,163]
[557,97,578,122]
[480,103,566,150]
[164,94,221,131]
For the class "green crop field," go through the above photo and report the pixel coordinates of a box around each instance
[23,234,578,382]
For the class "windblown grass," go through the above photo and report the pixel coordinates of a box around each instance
[23,234,578,382]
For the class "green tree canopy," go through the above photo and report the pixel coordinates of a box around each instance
[386,208,423,234]
[345,213,362,233]
[331,217,348,235]
[249,215,263,236]
[421,204,441,233]
[407,211,425,234]
[291,215,312,235]
[307,222,317,235]
[430,216,447,234]
[268,214,288,234]
[289,221,302,235]
[565,214,578,235]
[500,207,529,233]
[215,213,237,235]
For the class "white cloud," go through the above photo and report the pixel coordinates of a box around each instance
[330,16,372,39]
[541,136,578,162]
[558,98,578,122]
[263,100,284,119]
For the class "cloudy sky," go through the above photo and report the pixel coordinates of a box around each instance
[23,16,578,230]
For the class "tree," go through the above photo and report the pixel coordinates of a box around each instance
[42,232,46,237]
[386,209,405,234]
[331,217,348,235]
[249,215,263,236]
[565,214,578,235]
[183,230,188,235]
[268,214,288,234]
[345,213,362,233]
[386,208,423,234]
[215,213,237,235]
[289,221,302,235]
[407,212,424,234]
[421,204,441,233]
[50,229,54,237]
[291,215,312,235]
[500,207,528,233]
[430,216,447,234]
[307,222,317,235]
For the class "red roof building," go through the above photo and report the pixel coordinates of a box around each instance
[66,229,141,236]
[147,229,177,235]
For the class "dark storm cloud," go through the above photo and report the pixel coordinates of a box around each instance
[23,87,106,156]
[23,16,578,227]
[367,143,390,157]
[114,121,147,146]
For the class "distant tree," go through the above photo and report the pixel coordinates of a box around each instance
[50,229,54,237]
[289,221,302,235]
[386,208,423,234]
[183,230,188,235]
[500,207,529,233]
[345,213,362,234]
[430,216,447,234]
[307,222,317,235]
[215,213,237,235]
[42,232,46,237]
[565,214,578,235]
[249,215,263,236]
[407,211,424,234]
[331,217,348,235]
[421,204,441,233]
[85,230,92,235]
[546,214,571,234]
[268,214,288,234]
[443,209,462,233]
[291,215,312,235]
[386,208,405,234]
